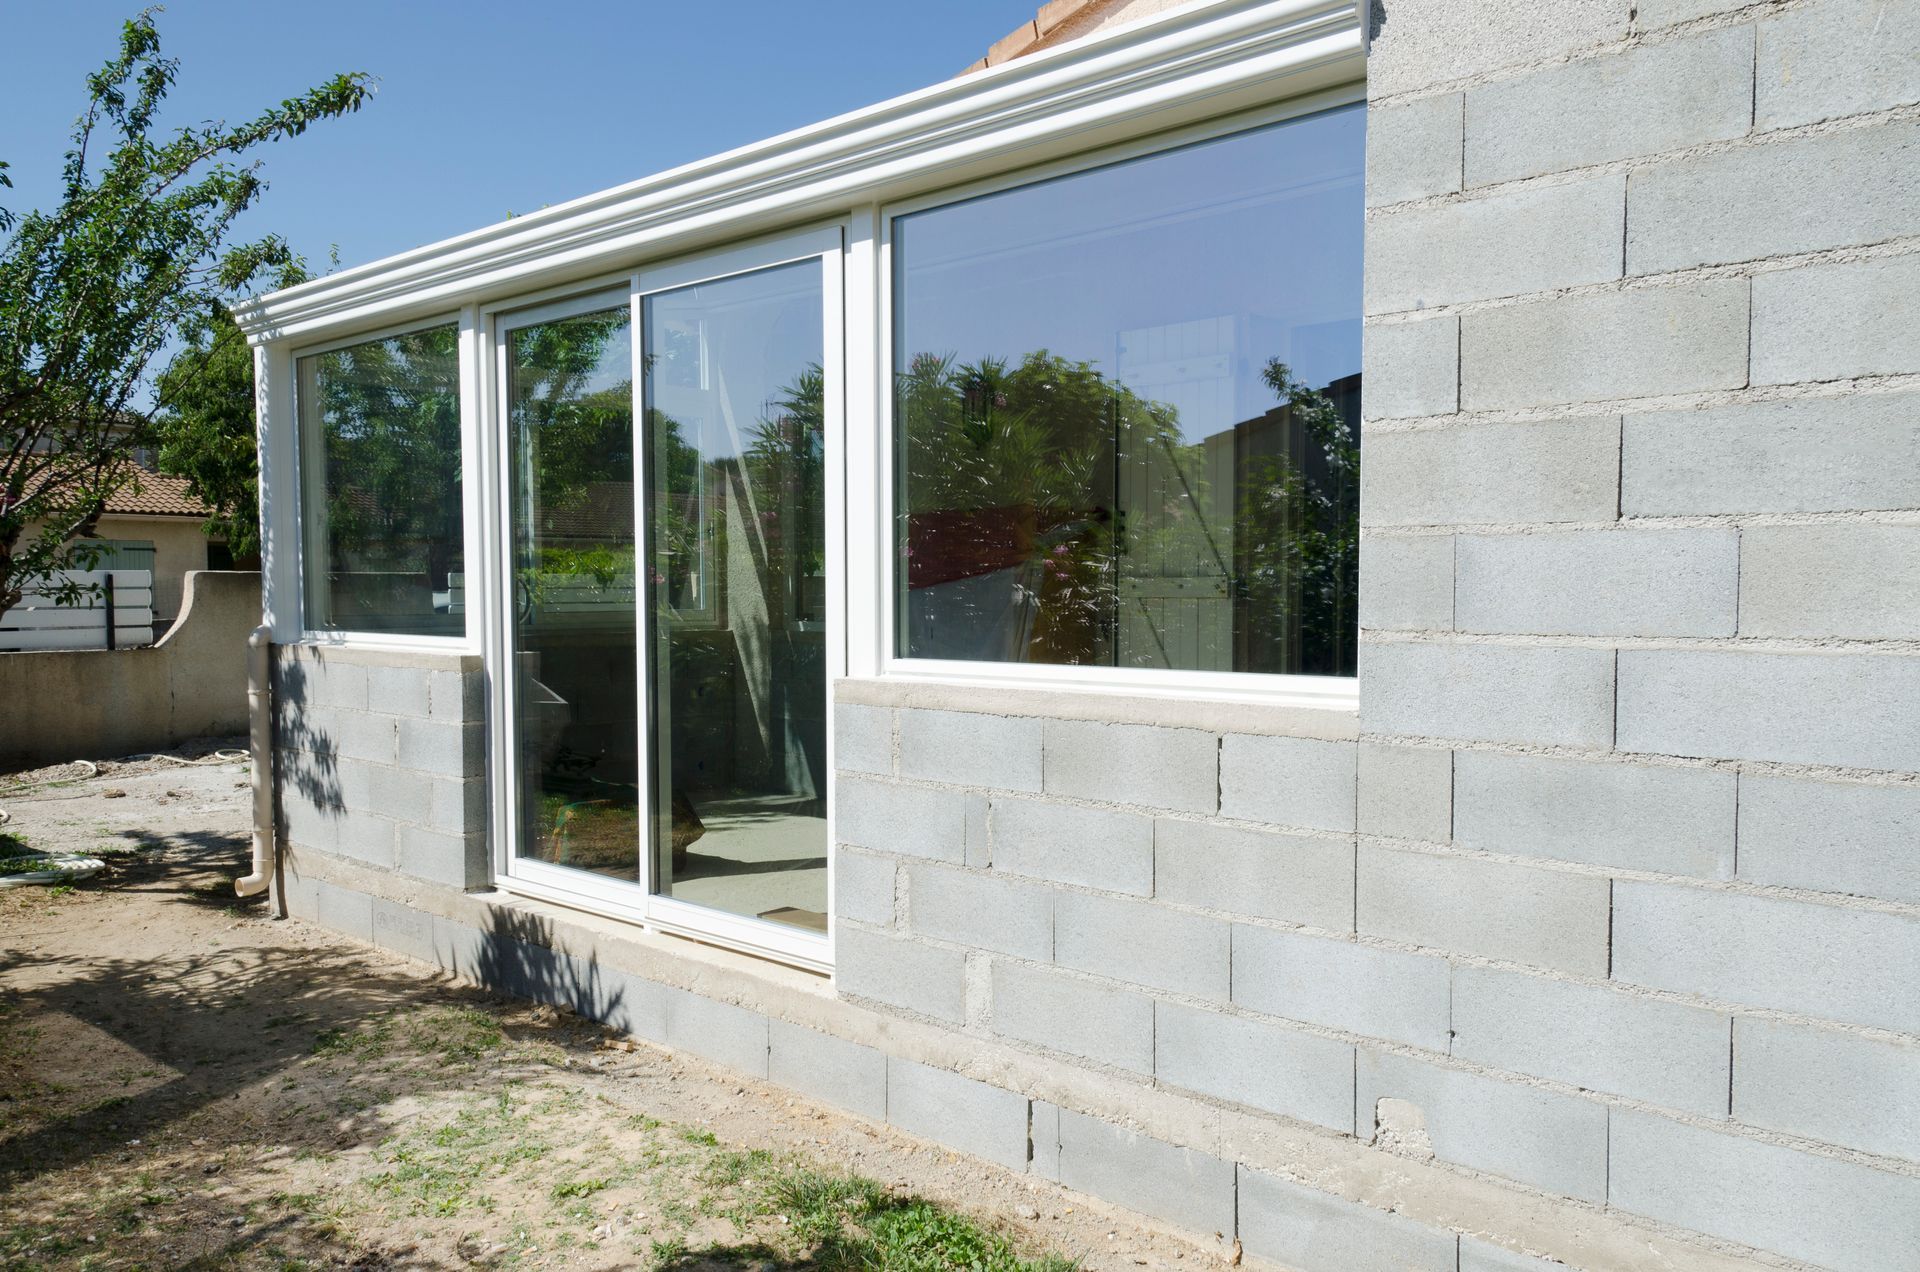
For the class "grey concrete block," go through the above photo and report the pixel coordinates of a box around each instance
[331,709,399,766]
[395,717,479,778]
[1451,964,1731,1115]
[663,988,769,1078]
[1735,1017,1920,1163]
[1357,1049,1608,1202]
[896,708,1041,791]
[1054,1108,1236,1236]
[1366,0,1632,98]
[1366,92,1462,206]
[1739,774,1920,906]
[990,959,1154,1073]
[1357,744,1452,845]
[333,811,398,871]
[1753,253,1920,386]
[1155,1001,1354,1131]
[311,877,375,942]
[1453,751,1735,878]
[1757,0,1920,129]
[835,925,968,1024]
[1741,523,1920,640]
[1609,1107,1920,1272]
[1630,120,1920,274]
[1461,281,1748,411]
[592,964,670,1044]
[1632,0,1750,25]
[836,776,969,863]
[1612,881,1920,1033]
[1622,392,1920,515]
[768,1020,887,1120]
[834,847,898,926]
[1368,173,1625,312]
[396,823,485,890]
[426,668,481,723]
[906,861,1052,961]
[1042,719,1217,814]
[365,664,431,718]
[371,895,438,965]
[1455,528,1739,638]
[1029,1100,1061,1180]
[1360,641,1616,748]
[425,772,486,838]
[1219,734,1356,833]
[1466,25,1752,185]
[989,798,1153,895]
[1358,844,1611,976]
[1363,316,1459,420]
[833,702,892,777]
[428,912,493,985]
[1153,819,1354,931]
[1359,534,1453,632]
[365,762,434,825]
[1232,924,1451,1052]
[1238,1166,1458,1272]
[885,1058,1029,1172]
[1054,891,1229,1000]
[1617,648,1920,773]
[1460,1237,1568,1271]
[1362,418,1620,527]
[308,661,369,712]
[962,794,989,868]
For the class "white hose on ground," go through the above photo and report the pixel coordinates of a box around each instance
[235,624,275,900]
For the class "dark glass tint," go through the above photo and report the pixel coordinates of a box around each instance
[297,325,464,635]
[892,105,1363,676]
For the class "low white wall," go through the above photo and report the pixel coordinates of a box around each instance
[0,571,260,771]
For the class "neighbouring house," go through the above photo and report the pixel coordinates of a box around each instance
[231,2,1920,1269]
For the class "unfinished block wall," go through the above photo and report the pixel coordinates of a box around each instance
[272,644,489,904]
[833,0,1920,1268]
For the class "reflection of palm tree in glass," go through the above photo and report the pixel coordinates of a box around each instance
[894,349,1358,675]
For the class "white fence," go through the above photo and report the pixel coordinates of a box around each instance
[0,569,155,652]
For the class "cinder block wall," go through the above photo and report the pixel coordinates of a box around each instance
[834,0,1920,1268]
[272,644,487,892]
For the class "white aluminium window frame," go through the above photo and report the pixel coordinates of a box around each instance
[480,225,846,975]
[288,311,480,652]
[860,86,1366,711]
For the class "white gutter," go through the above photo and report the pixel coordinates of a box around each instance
[235,623,276,905]
[231,0,1362,346]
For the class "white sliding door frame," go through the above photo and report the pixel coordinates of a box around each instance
[485,227,845,975]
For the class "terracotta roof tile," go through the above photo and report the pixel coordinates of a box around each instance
[104,467,212,518]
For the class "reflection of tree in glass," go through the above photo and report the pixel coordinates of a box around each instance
[896,350,1185,664]
[895,349,1358,674]
[317,326,461,587]
[506,311,638,604]
[1234,360,1359,677]
[743,364,827,623]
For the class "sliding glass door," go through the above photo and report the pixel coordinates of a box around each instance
[494,231,841,968]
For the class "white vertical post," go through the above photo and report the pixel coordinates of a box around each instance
[253,342,302,641]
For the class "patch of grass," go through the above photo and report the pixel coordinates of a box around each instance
[678,1127,719,1147]
[363,1089,552,1218]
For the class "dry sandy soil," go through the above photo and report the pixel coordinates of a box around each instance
[0,749,1224,1271]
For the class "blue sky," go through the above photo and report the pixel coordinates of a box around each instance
[0,1,1043,277]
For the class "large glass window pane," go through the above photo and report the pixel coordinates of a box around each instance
[297,325,463,635]
[505,306,638,883]
[893,105,1363,677]
[643,260,827,933]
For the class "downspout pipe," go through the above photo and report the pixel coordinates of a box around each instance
[235,623,277,907]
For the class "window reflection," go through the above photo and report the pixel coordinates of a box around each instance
[644,261,828,933]
[893,105,1363,676]
[297,325,463,635]
[505,306,639,882]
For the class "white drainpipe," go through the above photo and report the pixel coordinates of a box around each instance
[235,624,276,902]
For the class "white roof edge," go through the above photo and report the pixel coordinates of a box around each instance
[233,0,1362,344]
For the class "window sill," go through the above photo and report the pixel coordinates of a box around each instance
[279,636,481,671]
[834,671,1357,740]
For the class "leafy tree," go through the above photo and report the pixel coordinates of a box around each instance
[0,9,370,618]
[151,305,273,561]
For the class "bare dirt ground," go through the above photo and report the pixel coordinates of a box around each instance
[0,750,1221,1271]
